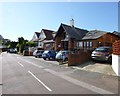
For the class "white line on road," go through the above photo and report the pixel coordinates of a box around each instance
[17,56,114,94]
[28,70,52,92]
[44,69,114,94]
[18,58,44,69]
[18,62,24,67]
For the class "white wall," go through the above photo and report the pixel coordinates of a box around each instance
[112,54,120,76]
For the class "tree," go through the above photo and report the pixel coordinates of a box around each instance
[17,37,26,53]
[7,41,18,49]
[26,41,35,47]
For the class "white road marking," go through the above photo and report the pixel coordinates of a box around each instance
[28,70,52,92]
[18,62,24,67]
[17,56,114,94]
[44,69,114,94]
[18,58,44,69]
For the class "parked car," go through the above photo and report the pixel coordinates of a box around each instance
[33,49,38,56]
[91,46,112,63]
[35,50,44,58]
[55,50,71,62]
[42,50,56,60]
[7,48,17,53]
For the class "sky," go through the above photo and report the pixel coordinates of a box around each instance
[0,1,119,41]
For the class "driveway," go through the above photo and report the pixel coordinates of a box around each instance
[66,61,116,76]
[37,58,116,76]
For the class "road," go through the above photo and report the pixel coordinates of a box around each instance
[1,52,119,95]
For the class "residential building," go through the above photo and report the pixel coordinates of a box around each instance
[54,19,88,51]
[38,29,55,50]
[81,30,120,50]
[31,32,40,47]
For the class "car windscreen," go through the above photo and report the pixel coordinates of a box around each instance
[95,48,111,52]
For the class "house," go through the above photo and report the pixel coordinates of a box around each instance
[80,30,120,50]
[112,31,120,37]
[31,32,40,47]
[54,19,88,51]
[38,29,55,50]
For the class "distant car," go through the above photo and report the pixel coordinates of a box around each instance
[42,50,56,60]
[91,46,112,63]
[55,50,71,62]
[8,48,17,53]
[35,50,44,58]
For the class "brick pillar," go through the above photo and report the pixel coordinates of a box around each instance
[112,40,120,55]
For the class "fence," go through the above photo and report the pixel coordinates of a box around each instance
[68,50,91,66]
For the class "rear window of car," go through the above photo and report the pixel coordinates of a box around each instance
[95,47,111,52]
[44,50,49,53]
[37,50,44,53]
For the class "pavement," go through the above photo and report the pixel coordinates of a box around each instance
[46,59,117,76]
[71,61,117,76]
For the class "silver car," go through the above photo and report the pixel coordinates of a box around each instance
[55,50,71,62]
[91,46,112,63]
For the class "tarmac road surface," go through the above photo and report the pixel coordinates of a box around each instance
[1,52,119,95]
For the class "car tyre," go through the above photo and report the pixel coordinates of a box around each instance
[43,58,46,60]
[108,56,112,63]
[64,58,68,62]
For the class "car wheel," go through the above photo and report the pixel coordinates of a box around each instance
[64,58,68,62]
[56,60,59,62]
[47,58,50,60]
[43,58,46,60]
[108,57,112,63]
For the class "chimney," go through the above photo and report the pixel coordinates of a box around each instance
[70,18,74,27]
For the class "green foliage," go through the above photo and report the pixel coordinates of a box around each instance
[0,39,10,46]
[26,41,35,47]
[17,37,25,53]
[17,37,30,53]
[7,41,18,48]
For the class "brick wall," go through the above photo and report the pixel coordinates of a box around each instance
[68,51,91,66]
[112,40,120,55]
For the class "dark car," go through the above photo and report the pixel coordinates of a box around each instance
[91,46,112,63]
[55,50,71,62]
[35,50,44,58]
[42,50,56,60]
[7,48,17,53]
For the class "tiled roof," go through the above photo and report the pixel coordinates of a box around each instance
[112,31,120,37]
[31,32,40,42]
[82,30,107,40]
[42,29,54,40]
[55,23,88,41]
[35,32,40,38]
